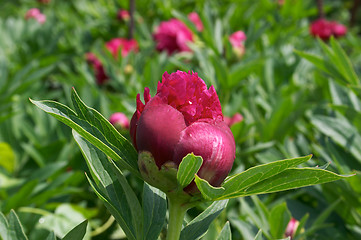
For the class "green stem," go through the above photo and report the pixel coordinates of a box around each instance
[166,196,188,240]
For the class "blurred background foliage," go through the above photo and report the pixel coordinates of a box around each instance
[0,0,361,239]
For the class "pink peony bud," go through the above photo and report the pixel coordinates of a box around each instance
[310,19,347,41]
[130,71,235,192]
[284,218,300,239]
[86,38,138,84]
[25,8,46,24]
[153,19,194,54]
[224,113,243,127]
[109,112,130,130]
[188,12,204,32]
[105,38,139,58]
[85,53,108,85]
[330,21,347,38]
[229,31,247,58]
[117,9,130,21]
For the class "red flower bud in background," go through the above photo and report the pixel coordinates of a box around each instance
[188,12,204,32]
[105,38,139,58]
[25,8,46,24]
[85,53,108,85]
[229,31,247,58]
[130,71,235,191]
[109,112,130,130]
[330,21,347,37]
[284,218,300,239]
[224,113,243,127]
[153,19,194,54]
[117,9,130,21]
[86,38,138,84]
[310,19,347,41]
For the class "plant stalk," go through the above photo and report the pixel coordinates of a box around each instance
[166,196,188,240]
[316,0,325,19]
[129,0,135,39]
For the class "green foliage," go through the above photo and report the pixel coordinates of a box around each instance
[1,0,360,239]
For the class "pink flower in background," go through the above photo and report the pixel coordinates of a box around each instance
[109,112,130,130]
[117,9,130,21]
[188,12,204,32]
[130,71,235,192]
[86,53,108,85]
[38,0,50,3]
[224,113,243,127]
[105,38,139,58]
[284,218,300,239]
[310,19,347,40]
[330,21,347,37]
[229,31,247,57]
[86,38,138,84]
[153,19,194,54]
[25,8,46,24]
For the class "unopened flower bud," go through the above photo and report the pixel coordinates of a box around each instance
[109,113,130,130]
[130,71,236,193]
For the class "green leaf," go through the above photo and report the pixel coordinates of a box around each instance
[179,200,228,240]
[177,153,203,188]
[0,212,9,240]
[243,168,349,196]
[0,142,16,173]
[194,175,225,200]
[269,203,291,239]
[45,232,56,240]
[8,210,28,240]
[327,38,359,86]
[311,115,361,164]
[73,131,141,240]
[70,89,139,174]
[142,183,167,240]
[195,155,350,200]
[216,222,232,240]
[30,98,140,178]
[195,155,311,200]
[3,180,38,212]
[254,230,263,240]
[62,220,88,240]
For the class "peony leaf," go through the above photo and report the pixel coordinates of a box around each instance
[216,222,232,240]
[30,98,140,178]
[195,155,352,200]
[62,220,88,240]
[8,210,28,240]
[142,183,167,240]
[177,153,203,188]
[194,175,225,200]
[0,212,9,240]
[74,131,141,240]
[179,200,228,240]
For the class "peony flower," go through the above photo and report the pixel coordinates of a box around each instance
[25,8,46,24]
[130,71,235,191]
[224,113,243,127]
[86,38,138,84]
[310,19,347,40]
[188,12,204,32]
[229,31,247,58]
[105,38,139,58]
[86,53,108,85]
[117,9,130,21]
[330,21,347,37]
[284,218,300,239]
[109,112,130,130]
[153,19,194,54]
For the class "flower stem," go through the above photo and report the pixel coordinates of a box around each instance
[166,196,188,240]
